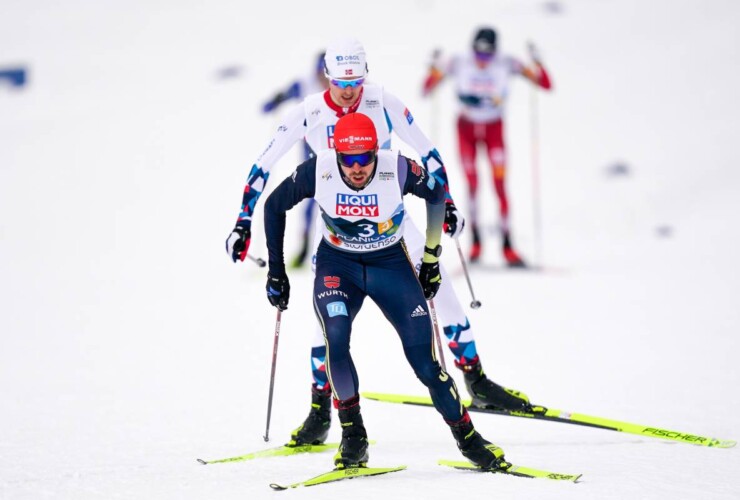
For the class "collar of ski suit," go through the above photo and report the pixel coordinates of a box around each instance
[323,87,364,118]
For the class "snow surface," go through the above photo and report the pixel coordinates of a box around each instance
[2,0,739,499]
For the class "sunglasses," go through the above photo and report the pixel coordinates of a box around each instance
[330,78,365,89]
[474,51,494,61]
[338,150,376,167]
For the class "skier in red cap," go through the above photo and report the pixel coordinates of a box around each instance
[262,112,507,471]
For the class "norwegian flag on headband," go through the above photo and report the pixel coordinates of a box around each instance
[345,69,353,76]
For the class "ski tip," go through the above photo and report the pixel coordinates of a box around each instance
[269,483,288,491]
[544,472,582,483]
[717,440,736,448]
[196,458,208,465]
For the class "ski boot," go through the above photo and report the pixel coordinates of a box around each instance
[470,224,482,263]
[449,412,508,470]
[333,395,369,468]
[502,232,526,268]
[459,360,533,411]
[287,384,332,447]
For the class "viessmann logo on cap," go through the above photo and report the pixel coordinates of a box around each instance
[336,135,374,145]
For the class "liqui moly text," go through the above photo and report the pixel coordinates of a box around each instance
[336,194,379,217]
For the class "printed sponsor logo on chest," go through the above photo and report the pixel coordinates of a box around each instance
[336,193,379,217]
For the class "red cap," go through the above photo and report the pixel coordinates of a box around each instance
[334,113,377,152]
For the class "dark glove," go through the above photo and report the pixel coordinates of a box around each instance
[262,82,301,113]
[262,93,286,114]
[226,225,251,262]
[266,273,290,311]
[443,202,465,239]
[418,261,442,300]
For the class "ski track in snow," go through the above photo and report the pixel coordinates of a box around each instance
[1,0,739,498]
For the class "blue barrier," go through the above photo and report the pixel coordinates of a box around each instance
[0,67,28,88]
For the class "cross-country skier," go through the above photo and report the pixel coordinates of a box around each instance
[262,112,506,469]
[422,27,553,266]
[261,51,329,268]
[226,37,535,449]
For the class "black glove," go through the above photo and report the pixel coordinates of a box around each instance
[418,261,442,300]
[262,93,287,113]
[443,202,465,238]
[225,225,251,262]
[266,273,290,311]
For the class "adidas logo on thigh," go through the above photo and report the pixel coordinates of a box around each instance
[410,304,428,318]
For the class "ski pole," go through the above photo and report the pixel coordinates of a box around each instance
[428,48,442,144]
[263,308,282,442]
[529,68,543,268]
[454,240,482,309]
[428,299,447,371]
[248,254,267,268]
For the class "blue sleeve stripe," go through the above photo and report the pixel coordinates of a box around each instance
[384,108,393,134]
